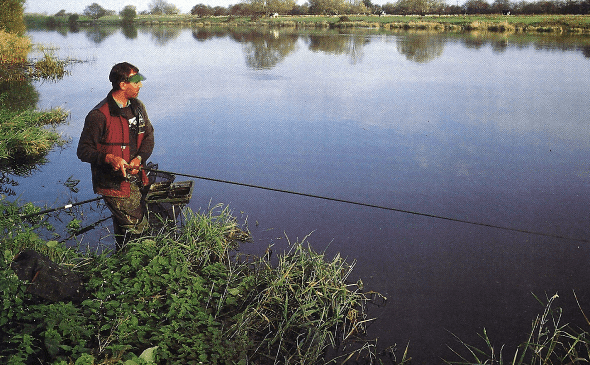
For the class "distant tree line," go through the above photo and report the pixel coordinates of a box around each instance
[44,0,590,21]
[196,0,590,16]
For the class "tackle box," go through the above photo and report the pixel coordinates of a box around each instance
[145,180,194,205]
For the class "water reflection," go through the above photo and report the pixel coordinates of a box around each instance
[0,73,42,193]
[85,25,117,43]
[145,26,182,46]
[459,31,590,57]
[68,23,80,33]
[235,30,299,69]
[491,38,509,52]
[0,43,72,195]
[0,172,20,196]
[396,32,445,63]
[0,80,38,112]
[191,27,233,41]
[121,24,138,39]
[35,23,590,67]
[307,34,368,64]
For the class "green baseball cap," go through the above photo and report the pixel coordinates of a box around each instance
[126,73,146,83]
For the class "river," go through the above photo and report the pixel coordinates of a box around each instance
[14,25,590,363]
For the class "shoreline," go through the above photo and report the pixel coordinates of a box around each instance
[24,13,590,34]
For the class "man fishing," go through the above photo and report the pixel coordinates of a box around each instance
[77,62,154,250]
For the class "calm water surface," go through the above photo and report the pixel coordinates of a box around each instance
[18,26,590,363]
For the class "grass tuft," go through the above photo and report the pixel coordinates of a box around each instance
[0,106,69,162]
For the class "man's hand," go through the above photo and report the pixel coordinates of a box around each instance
[105,154,130,178]
[128,157,141,175]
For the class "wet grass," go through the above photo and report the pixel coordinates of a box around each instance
[27,50,71,81]
[229,234,380,363]
[0,106,69,161]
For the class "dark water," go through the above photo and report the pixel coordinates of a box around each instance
[15,26,590,363]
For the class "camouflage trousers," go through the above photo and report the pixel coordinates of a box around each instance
[103,182,149,251]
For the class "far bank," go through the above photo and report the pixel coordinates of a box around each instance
[25,13,590,34]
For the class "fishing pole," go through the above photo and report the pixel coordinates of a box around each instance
[19,196,104,219]
[59,216,111,243]
[142,166,590,244]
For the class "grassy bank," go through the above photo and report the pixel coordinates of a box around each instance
[2,197,590,364]
[25,13,590,34]
[0,29,71,168]
[0,106,69,163]
[0,201,385,364]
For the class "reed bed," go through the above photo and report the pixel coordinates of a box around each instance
[0,30,30,64]
[0,107,69,162]
[0,31,72,166]
[0,30,31,82]
[27,52,70,81]
[228,235,377,363]
[171,203,247,265]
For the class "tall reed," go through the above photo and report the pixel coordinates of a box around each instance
[0,29,30,64]
[0,106,69,161]
[227,234,377,364]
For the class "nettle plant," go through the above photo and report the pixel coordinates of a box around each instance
[1,202,377,364]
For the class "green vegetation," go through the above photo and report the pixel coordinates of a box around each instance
[0,201,385,364]
[0,105,69,163]
[3,195,590,364]
[0,0,26,35]
[1,0,72,169]
[24,13,590,33]
[0,41,71,168]
[120,5,138,25]
[30,0,590,19]
[0,29,29,64]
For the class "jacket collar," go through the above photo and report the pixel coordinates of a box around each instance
[106,90,139,117]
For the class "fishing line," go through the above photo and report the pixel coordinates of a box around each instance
[143,167,590,244]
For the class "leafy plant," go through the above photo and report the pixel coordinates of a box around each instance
[0,201,380,364]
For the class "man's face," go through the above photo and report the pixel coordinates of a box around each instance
[120,71,142,99]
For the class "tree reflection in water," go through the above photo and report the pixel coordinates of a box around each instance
[308,33,369,64]
[62,23,590,68]
[396,31,445,63]
[84,25,118,44]
[235,30,299,70]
